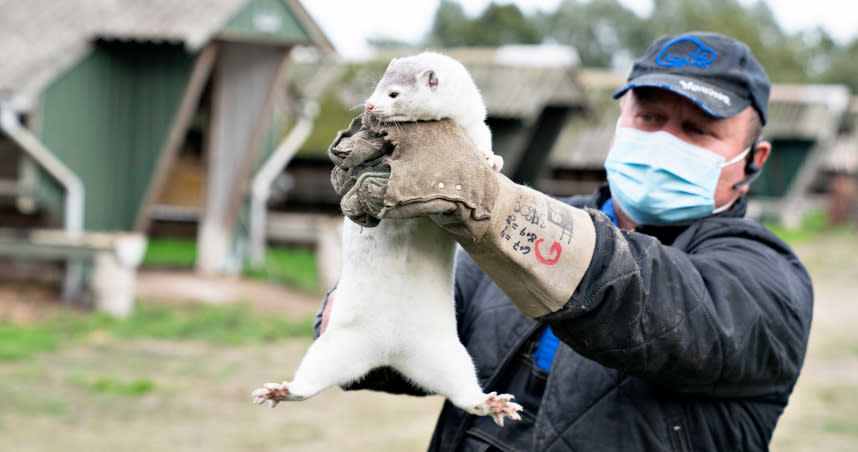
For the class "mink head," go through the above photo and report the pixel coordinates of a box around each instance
[364,52,476,122]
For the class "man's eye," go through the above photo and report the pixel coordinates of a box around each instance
[389,92,399,99]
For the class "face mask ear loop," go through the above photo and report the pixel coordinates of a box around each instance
[722,145,751,168]
[712,199,736,214]
[732,141,762,189]
[716,144,759,213]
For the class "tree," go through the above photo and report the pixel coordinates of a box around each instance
[537,0,651,69]
[427,0,472,48]
[421,0,856,88]
[645,0,808,82]
[813,37,858,92]
[427,1,542,47]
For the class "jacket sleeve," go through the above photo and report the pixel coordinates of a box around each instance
[543,211,814,398]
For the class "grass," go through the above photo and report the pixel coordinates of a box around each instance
[763,210,855,245]
[0,301,315,362]
[816,384,858,437]
[243,247,321,294]
[142,238,198,268]
[0,324,59,360]
[89,377,158,396]
[142,237,322,294]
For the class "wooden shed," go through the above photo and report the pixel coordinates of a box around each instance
[0,0,332,277]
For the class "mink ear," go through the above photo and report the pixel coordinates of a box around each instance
[419,69,439,89]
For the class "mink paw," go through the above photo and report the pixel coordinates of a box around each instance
[487,155,504,172]
[480,392,523,427]
[252,381,291,408]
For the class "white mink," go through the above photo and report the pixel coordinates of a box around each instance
[252,52,519,426]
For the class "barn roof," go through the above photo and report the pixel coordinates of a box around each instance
[0,0,331,107]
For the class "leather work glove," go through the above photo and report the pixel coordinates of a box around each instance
[329,114,597,318]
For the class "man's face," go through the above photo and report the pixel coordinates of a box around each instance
[616,87,769,213]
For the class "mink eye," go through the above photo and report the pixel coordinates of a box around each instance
[389,91,399,99]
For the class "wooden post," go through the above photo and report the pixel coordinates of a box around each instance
[196,42,290,274]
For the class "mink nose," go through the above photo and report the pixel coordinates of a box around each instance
[365,103,374,112]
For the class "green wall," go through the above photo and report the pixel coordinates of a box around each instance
[750,139,815,198]
[36,41,194,231]
[220,0,310,44]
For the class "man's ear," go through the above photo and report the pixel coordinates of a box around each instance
[754,140,771,170]
[418,69,439,89]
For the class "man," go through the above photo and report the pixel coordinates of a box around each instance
[319,31,813,451]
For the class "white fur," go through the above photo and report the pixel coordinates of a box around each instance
[254,53,518,424]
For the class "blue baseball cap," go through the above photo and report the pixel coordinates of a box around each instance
[613,31,770,125]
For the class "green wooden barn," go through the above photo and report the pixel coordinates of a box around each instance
[0,0,333,283]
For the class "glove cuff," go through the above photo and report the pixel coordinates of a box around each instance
[457,176,597,317]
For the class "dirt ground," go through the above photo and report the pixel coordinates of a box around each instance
[134,270,324,317]
[1,235,857,451]
[769,236,858,451]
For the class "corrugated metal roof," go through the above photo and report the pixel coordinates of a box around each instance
[96,0,248,48]
[765,102,837,140]
[468,64,581,118]
[549,69,623,169]
[0,0,329,103]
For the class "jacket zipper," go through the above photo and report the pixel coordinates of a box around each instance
[672,424,690,452]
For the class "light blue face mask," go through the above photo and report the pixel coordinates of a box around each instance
[604,127,750,225]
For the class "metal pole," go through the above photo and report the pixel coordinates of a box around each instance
[1,104,87,299]
[248,100,319,266]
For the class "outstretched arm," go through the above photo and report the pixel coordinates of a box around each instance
[328,113,812,398]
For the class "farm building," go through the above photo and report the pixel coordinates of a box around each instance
[0,0,331,314]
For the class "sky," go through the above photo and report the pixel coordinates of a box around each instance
[300,0,858,60]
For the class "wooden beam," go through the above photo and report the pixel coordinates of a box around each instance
[133,43,219,232]
[511,106,575,185]
[222,48,292,231]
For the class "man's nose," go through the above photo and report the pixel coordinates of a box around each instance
[659,119,685,139]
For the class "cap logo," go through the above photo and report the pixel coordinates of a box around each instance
[678,79,731,106]
[656,37,717,69]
